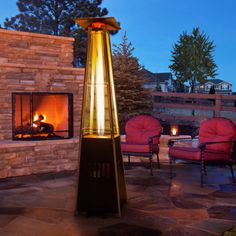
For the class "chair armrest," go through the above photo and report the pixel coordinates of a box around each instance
[148,126,163,144]
[148,133,161,144]
[199,140,236,150]
[168,137,195,147]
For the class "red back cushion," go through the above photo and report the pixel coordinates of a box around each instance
[199,117,236,153]
[125,115,162,144]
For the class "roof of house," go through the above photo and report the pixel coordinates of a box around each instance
[206,79,232,85]
[143,69,173,83]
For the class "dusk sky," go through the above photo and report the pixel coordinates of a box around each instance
[0,0,236,91]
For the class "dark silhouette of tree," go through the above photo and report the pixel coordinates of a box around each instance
[209,85,215,94]
[175,79,186,93]
[112,33,152,131]
[4,0,108,67]
[169,27,217,93]
[209,85,215,105]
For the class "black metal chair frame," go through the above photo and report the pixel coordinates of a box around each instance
[122,134,161,176]
[168,138,236,187]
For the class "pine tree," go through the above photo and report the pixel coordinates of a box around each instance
[4,0,108,66]
[169,27,217,93]
[175,79,186,93]
[112,33,152,130]
[209,85,215,94]
[208,85,215,105]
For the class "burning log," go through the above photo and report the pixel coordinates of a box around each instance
[33,114,54,134]
[15,114,55,138]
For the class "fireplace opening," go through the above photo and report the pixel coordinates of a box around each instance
[12,93,73,140]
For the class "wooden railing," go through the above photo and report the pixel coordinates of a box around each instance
[152,92,236,124]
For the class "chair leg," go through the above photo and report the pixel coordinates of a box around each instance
[204,165,207,176]
[150,156,153,176]
[128,154,131,164]
[229,162,235,183]
[200,159,205,188]
[157,152,161,169]
[169,156,173,179]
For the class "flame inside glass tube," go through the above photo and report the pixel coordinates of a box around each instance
[94,33,104,136]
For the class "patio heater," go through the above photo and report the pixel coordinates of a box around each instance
[75,17,127,216]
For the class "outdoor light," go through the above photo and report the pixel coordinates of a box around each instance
[75,17,127,216]
[170,124,179,136]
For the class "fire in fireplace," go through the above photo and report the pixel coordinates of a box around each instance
[12,93,73,140]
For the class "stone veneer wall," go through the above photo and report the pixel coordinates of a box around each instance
[0,29,73,67]
[0,29,84,178]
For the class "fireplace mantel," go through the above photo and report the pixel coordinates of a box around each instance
[0,137,79,148]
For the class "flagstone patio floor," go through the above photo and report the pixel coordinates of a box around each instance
[0,146,236,236]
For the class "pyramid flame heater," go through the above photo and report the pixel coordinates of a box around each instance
[75,17,127,216]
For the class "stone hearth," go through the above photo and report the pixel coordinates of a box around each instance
[0,29,84,178]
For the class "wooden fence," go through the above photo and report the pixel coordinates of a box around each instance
[152,92,236,124]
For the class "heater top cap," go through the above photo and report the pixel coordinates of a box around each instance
[75,17,120,30]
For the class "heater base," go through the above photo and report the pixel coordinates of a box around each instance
[76,136,126,216]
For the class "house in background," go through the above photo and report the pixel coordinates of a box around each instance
[143,69,174,92]
[197,79,232,94]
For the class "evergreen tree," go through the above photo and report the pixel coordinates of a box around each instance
[208,85,215,105]
[175,79,186,93]
[169,27,217,93]
[4,0,108,66]
[112,33,152,130]
[209,85,215,94]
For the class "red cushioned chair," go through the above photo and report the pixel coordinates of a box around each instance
[121,115,162,175]
[168,117,236,187]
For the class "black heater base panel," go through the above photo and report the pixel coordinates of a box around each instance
[76,136,126,215]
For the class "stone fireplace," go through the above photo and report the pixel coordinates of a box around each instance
[0,29,84,178]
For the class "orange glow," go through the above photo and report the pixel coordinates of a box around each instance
[170,125,179,136]
[96,32,105,136]
[33,113,38,127]
[34,113,39,122]
[33,113,46,127]
[171,128,177,136]
[91,22,105,29]
[33,113,46,122]
[32,95,68,131]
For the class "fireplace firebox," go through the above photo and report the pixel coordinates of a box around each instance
[12,93,73,140]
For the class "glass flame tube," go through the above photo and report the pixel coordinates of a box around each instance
[80,21,119,138]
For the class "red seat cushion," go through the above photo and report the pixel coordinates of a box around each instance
[199,117,236,153]
[121,143,159,153]
[169,147,200,160]
[125,115,162,144]
[169,146,231,161]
